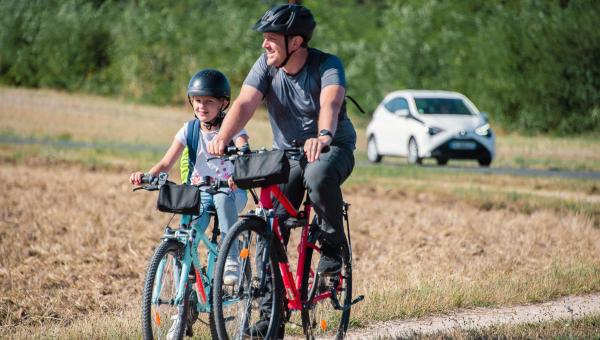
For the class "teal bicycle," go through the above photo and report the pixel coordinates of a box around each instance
[136,172,236,340]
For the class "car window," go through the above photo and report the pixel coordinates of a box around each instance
[414,98,473,115]
[383,97,409,114]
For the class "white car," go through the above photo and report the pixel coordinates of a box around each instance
[366,90,495,166]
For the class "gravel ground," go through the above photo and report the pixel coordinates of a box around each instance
[344,293,600,339]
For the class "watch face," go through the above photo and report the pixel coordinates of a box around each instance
[319,129,332,137]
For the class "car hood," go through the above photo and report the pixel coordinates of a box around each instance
[418,114,485,132]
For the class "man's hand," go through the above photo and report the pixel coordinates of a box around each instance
[207,137,227,156]
[304,135,332,163]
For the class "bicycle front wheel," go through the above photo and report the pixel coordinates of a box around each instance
[301,242,353,340]
[141,240,190,340]
[213,218,283,340]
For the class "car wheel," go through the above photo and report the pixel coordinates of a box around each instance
[367,136,382,163]
[478,157,492,167]
[436,157,448,166]
[407,138,422,165]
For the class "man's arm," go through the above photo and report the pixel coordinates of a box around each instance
[304,84,346,162]
[209,85,263,155]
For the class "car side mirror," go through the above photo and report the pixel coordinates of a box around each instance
[395,108,409,117]
[480,111,489,121]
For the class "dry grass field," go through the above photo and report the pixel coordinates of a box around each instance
[1,87,600,338]
[0,86,273,153]
[1,162,599,338]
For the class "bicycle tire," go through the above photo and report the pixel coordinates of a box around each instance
[213,217,284,340]
[208,284,218,339]
[300,240,352,340]
[141,240,190,340]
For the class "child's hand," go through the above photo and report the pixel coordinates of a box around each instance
[130,171,144,185]
[228,177,238,190]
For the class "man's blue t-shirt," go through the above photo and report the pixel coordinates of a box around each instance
[243,48,356,150]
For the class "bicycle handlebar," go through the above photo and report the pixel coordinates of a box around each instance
[132,173,231,194]
[131,173,166,192]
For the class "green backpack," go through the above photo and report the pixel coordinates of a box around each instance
[179,119,200,184]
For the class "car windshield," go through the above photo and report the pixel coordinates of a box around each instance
[414,97,473,115]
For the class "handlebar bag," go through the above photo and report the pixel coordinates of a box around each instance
[233,150,290,189]
[157,181,201,215]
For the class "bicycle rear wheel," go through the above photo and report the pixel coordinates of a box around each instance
[141,240,190,340]
[213,218,283,340]
[301,241,352,340]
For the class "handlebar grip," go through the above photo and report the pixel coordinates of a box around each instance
[239,143,251,155]
[226,146,238,155]
[141,173,155,184]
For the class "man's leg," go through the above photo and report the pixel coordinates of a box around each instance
[303,146,355,273]
[273,157,306,243]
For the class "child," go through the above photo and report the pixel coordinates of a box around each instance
[130,69,247,285]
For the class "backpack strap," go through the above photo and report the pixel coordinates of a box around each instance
[311,49,366,116]
[185,118,200,184]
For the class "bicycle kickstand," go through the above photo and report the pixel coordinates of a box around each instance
[329,288,365,311]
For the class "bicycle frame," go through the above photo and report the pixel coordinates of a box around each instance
[258,185,337,312]
[152,213,219,313]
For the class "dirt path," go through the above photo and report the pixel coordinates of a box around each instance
[344,293,600,339]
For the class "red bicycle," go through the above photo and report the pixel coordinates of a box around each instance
[212,148,363,340]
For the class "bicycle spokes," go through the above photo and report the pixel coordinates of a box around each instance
[213,218,283,340]
[142,241,189,340]
[300,244,355,340]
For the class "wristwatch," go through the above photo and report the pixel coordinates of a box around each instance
[318,129,333,139]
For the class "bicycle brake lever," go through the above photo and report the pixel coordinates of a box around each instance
[133,185,159,192]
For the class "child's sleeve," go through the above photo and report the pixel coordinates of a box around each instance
[234,128,249,140]
[174,124,187,145]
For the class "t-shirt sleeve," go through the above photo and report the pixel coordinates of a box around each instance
[174,124,187,146]
[234,128,249,140]
[320,54,346,89]
[243,54,270,95]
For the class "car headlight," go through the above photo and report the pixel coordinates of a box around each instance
[427,126,444,136]
[475,123,491,137]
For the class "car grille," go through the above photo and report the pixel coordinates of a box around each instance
[430,138,491,160]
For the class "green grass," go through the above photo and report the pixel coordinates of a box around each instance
[354,130,600,172]
[0,140,162,171]
[361,264,600,321]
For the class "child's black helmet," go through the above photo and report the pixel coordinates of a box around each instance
[252,4,316,46]
[187,69,230,100]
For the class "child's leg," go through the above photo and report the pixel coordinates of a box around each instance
[192,192,214,231]
[213,191,245,258]
[233,189,248,214]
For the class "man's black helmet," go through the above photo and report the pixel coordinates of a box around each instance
[187,69,231,100]
[252,4,316,46]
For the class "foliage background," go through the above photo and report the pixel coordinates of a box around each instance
[1,0,599,134]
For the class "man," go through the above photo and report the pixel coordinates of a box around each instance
[208,4,356,335]
[209,2,356,274]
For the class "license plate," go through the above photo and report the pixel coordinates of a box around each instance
[449,141,476,150]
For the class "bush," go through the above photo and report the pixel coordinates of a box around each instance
[1,0,598,134]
